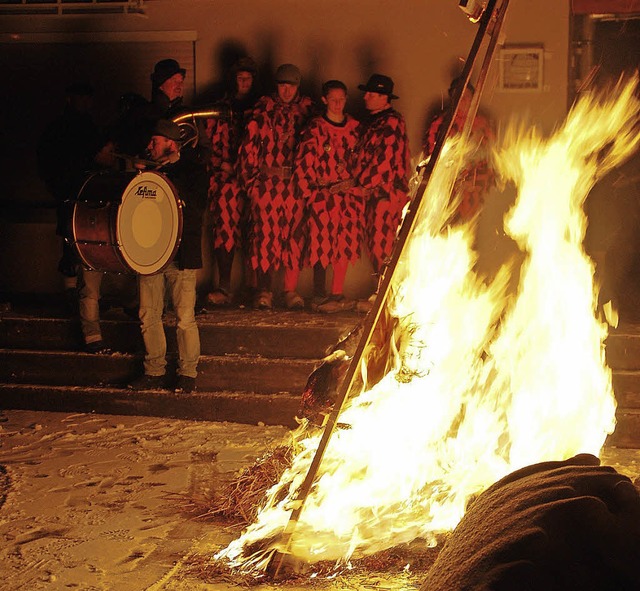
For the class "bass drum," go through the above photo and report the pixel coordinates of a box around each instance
[72,171,183,275]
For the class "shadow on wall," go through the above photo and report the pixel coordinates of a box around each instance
[195,39,253,105]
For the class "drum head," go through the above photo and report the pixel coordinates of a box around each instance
[116,171,182,275]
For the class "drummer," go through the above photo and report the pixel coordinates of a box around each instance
[38,82,137,354]
[128,119,209,394]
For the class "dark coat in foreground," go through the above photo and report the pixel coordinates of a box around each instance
[422,453,640,591]
[158,153,209,270]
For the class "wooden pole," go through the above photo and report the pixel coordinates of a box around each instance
[266,0,510,577]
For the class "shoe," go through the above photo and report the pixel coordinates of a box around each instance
[85,340,111,354]
[284,291,304,310]
[174,375,196,394]
[207,288,232,307]
[253,290,273,310]
[317,295,356,314]
[128,374,166,391]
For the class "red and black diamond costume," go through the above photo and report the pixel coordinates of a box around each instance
[205,92,258,256]
[352,107,411,273]
[238,93,314,274]
[293,113,363,276]
[423,109,495,222]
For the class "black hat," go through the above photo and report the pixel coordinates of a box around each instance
[151,59,186,87]
[358,74,398,99]
[152,119,182,142]
[232,56,257,75]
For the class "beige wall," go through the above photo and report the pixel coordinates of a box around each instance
[1,0,570,149]
[0,1,571,296]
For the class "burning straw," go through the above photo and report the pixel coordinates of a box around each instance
[210,445,294,524]
[204,77,640,579]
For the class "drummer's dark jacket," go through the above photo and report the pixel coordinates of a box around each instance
[157,152,208,270]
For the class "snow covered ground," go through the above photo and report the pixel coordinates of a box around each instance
[0,409,638,591]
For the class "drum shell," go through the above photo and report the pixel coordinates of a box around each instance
[72,172,135,274]
[73,199,130,273]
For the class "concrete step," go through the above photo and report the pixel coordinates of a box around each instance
[0,383,299,428]
[0,309,358,359]
[1,299,638,447]
[0,302,360,429]
[606,409,640,449]
[611,370,640,409]
[2,379,634,447]
[605,322,640,371]
[0,349,318,394]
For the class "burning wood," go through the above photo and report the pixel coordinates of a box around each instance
[211,75,640,579]
[193,0,640,577]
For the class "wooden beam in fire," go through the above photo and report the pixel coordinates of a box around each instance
[266,0,511,578]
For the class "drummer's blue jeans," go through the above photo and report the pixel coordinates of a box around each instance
[138,263,200,379]
[78,268,104,345]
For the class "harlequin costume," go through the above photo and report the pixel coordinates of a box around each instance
[352,106,411,274]
[293,113,363,297]
[423,106,495,223]
[238,92,314,282]
[205,86,260,304]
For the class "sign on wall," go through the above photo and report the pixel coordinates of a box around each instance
[498,46,545,92]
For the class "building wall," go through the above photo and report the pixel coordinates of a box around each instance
[0,0,571,297]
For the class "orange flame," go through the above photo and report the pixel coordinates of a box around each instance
[217,77,640,572]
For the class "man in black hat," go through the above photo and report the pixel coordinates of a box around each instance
[149,58,187,119]
[128,119,209,394]
[352,73,411,311]
[114,58,189,160]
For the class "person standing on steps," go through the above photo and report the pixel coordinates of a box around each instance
[293,79,363,313]
[422,76,495,224]
[128,119,208,394]
[37,83,105,311]
[352,74,411,313]
[237,63,314,310]
[205,57,262,308]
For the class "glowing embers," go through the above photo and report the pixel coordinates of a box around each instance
[218,77,640,574]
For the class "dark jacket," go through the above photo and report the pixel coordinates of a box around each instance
[158,153,208,269]
[114,90,185,158]
[37,105,105,235]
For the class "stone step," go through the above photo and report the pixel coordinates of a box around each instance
[611,370,640,409]
[3,314,636,367]
[1,300,638,448]
[605,322,640,371]
[0,349,317,394]
[0,310,358,359]
[0,303,358,432]
[0,383,299,428]
[606,409,640,449]
[2,380,634,448]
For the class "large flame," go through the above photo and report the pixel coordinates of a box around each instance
[218,77,640,572]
